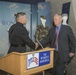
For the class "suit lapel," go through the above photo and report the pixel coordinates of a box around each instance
[58,25,64,38]
[52,27,56,42]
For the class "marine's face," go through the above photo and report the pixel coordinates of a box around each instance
[53,14,62,26]
[22,15,27,24]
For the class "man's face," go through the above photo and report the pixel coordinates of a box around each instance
[53,14,62,26]
[22,15,27,24]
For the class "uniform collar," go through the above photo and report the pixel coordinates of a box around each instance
[16,22,24,26]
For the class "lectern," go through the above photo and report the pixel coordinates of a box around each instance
[0,47,54,75]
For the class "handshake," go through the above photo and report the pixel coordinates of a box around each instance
[35,43,39,50]
[35,42,44,50]
[34,36,44,50]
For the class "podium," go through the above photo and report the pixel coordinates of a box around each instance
[0,47,54,75]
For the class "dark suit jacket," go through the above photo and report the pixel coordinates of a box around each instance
[8,22,35,53]
[40,25,76,62]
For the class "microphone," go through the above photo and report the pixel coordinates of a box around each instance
[34,35,44,50]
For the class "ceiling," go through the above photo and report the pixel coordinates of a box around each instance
[0,0,45,4]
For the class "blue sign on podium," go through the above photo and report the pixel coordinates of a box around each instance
[39,51,50,66]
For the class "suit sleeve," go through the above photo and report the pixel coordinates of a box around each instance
[68,26,76,53]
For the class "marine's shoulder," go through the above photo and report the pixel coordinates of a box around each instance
[9,24,16,30]
[9,23,22,31]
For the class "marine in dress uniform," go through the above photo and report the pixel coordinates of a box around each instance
[8,12,35,53]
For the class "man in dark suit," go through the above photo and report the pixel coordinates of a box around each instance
[8,12,36,53]
[36,14,76,75]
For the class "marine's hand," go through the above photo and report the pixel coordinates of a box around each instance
[35,43,39,50]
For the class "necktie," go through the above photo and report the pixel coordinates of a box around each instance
[55,27,59,51]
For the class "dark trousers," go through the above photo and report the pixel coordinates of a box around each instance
[52,51,66,75]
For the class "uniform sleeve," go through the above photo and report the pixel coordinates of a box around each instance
[17,27,35,49]
[68,26,76,53]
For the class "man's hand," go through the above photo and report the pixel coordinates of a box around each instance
[35,43,39,50]
[69,52,75,57]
